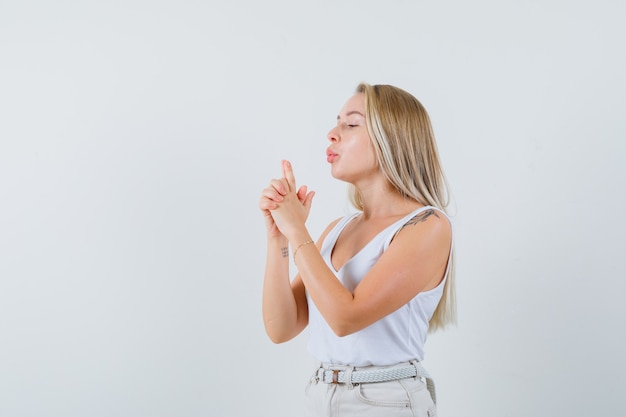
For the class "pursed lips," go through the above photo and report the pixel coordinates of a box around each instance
[326,149,338,163]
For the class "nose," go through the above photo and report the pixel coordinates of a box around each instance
[327,126,339,142]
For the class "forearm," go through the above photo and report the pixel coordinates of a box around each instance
[262,236,303,343]
[289,230,356,337]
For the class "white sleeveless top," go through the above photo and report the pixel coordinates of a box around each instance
[306,206,452,366]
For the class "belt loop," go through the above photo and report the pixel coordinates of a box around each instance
[311,363,322,384]
[411,360,437,405]
[409,359,422,380]
[344,366,355,389]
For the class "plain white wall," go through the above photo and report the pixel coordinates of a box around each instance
[1,1,625,416]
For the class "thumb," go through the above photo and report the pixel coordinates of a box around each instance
[297,185,308,203]
[303,191,315,209]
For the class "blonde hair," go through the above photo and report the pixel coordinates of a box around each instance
[350,83,456,332]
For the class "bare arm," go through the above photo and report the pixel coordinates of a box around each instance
[270,161,452,337]
[259,168,315,343]
[290,213,451,336]
[261,236,308,343]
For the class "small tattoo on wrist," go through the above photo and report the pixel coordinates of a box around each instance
[281,247,289,258]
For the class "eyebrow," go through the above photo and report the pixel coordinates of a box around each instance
[337,111,365,120]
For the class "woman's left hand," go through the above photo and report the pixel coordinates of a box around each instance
[269,160,315,239]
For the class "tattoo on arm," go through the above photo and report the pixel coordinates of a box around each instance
[281,247,289,258]
[400,209,439,231]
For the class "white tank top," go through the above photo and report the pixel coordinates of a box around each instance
[306,206,452,366]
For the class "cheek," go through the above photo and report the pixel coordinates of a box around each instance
[364,144,378,167]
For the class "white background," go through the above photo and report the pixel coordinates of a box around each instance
[1,1,625,416]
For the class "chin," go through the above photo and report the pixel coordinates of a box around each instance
[330,166,343,180]
[330,170,353,184]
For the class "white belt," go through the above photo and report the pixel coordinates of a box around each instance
[315,361,437,404]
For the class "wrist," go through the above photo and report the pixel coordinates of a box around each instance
[267,234,288,247]
[286,228,312,248]
[267,236,290,261]
[293,239,315,261]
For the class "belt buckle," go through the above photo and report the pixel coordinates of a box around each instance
[331,369,339,384]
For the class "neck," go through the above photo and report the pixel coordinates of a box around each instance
[356,181,422,220]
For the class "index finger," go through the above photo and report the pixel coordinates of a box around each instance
[282,160,296,192]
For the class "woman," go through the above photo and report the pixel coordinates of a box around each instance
[259,83,455,416]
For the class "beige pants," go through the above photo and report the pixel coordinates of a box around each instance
[304,363,437,417]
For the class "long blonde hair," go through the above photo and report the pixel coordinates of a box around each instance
[350,83,456,332]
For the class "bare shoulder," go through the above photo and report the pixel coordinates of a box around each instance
[394,208,452,248]
[403,208,449,229]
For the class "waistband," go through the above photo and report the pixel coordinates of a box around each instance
[314,360,437,403]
